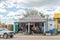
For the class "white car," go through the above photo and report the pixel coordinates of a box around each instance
[0,28,14,39]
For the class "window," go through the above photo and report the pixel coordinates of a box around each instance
[58,19,60,23]
[50,24,52,26]
[0,30,2,31]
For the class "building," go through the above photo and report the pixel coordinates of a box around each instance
[0,23,13,31]
[13,14,56,35]
[47,19,56,35]
[13,15,47,35]
[54,13,60,34]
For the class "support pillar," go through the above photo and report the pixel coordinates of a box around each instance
[55,19,58,29]
[13,23,15,33]
[55,19,58,34]
[27,23,30,35]
[44,22,46,35]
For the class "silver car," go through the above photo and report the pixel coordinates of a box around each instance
[0,28,14,39]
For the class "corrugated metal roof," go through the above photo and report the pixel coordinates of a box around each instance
[19,15,46,23]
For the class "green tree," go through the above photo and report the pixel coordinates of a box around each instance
[39,12,45,18]
[23,9,45,18]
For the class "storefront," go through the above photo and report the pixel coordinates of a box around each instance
[16,15,46,35]
[54,13,60,34]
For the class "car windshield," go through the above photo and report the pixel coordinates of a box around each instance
[0,28,9,31]
[3,28,9,31]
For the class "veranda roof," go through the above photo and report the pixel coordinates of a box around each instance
[19,15,46,23]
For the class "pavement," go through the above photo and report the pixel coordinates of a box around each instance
[0,33,60,40]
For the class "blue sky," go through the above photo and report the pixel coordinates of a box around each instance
[0,0,31,24]
[0,0,60,24]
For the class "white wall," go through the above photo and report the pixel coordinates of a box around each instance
[48,20,56,31]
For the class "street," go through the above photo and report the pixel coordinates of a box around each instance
[0,33,60,40]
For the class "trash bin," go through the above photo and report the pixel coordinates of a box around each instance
[49,30,52,35]
[52,29,56,35]
[49,29,56,35]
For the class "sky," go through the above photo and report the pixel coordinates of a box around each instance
[0,0,60,24]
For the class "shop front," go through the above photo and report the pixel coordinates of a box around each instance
[54,13,60,34]
[17,15,46,35]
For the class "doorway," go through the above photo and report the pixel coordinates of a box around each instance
[18,22,44,34]
[30,22,44,34]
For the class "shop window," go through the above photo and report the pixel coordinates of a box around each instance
[58,19,60,23]
[58,21,60,23]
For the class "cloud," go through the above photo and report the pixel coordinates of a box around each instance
[0,8,7,13]
[6,10,25,19]
[0,15,6,23]
[0,15,3,19]
[3,10,25,24]
[0,0,60,24]
[0,0,6,3]
[16,0,60,7]
[7,10,25,16]
[55,7,60,13]
[1,0,60,8]
[0,3,4,8]
[0,2,6,8]
[0,0,17,8]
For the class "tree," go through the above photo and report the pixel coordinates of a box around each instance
[39,12,45,18]
[23,9,45,18]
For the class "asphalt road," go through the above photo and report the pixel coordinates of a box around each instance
[0,33,60,40]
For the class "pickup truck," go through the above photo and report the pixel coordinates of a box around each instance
[0,28,14,39]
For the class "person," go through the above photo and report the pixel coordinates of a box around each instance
[41,26,44,33]
[32,25,39,33]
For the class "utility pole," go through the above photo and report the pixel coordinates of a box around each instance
[47,14,49,31]
[45,14,49,33]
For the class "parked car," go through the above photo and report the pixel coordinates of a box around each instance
[0,28,14,39]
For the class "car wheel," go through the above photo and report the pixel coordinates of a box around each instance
[10,35,13,38]
[3,34,8,39]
